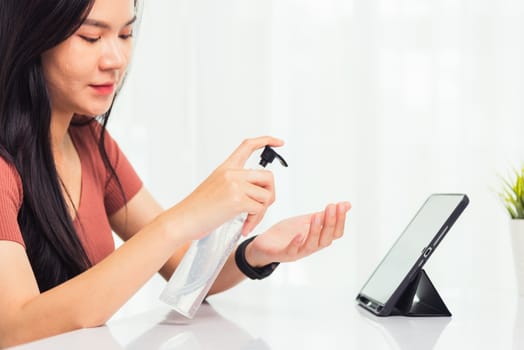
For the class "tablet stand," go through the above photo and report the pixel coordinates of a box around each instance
[391,269,451,317]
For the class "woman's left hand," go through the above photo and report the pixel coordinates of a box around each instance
[245,201,351,267]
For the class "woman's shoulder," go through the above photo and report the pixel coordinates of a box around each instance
[0,156,23,208]
[0,156,22,186]
[0,155,25,247]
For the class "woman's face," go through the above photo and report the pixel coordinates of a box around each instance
[42,0,135,118]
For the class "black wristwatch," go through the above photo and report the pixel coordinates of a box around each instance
[235,236,280,280]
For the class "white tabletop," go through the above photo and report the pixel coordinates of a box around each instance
[9,283,522,350]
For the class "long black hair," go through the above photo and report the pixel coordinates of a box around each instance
[0,0,129,292]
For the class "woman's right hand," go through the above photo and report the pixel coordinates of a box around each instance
[162,136,284,242]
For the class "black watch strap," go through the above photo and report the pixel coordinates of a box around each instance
[235,236,280,280]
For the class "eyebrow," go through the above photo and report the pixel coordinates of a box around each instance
[83,15,137,30]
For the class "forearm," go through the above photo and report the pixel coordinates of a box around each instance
[158,246,246,297]
[208,236,272,295]
[159,236,269,297]
[207,251,247,296]
[3,214,183,348]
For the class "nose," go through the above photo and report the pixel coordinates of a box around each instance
[99,38,127,71]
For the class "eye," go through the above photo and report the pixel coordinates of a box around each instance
[119,32,134,40]
[79,35,101,43]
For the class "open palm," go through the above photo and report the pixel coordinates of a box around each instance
[247,202,350,265]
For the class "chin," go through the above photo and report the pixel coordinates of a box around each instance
[81,105,114,117]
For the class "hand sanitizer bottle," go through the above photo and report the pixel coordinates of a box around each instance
[160,146,288,318]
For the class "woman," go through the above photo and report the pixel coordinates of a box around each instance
[0,0,350,347]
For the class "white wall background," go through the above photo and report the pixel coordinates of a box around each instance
[108,0,524,319]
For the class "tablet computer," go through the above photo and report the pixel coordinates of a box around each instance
[356,193,469,316]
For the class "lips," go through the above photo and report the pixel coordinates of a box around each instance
[89,83,115,95]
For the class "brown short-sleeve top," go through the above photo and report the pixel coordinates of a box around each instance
[0,122,143,264]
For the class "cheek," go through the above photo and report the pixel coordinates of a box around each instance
[60,49,93,86]
[43,45,92,92]
[46,64,87,99]
[64,64,90,87]
[116,45,133,84]
[122,44,133,68]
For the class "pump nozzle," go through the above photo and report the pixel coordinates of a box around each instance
[259,146,288,168]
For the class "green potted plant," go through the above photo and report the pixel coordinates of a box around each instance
[501,168,524,219]
[501,167,524,296]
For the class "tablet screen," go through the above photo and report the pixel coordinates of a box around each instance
[359,194,465,305]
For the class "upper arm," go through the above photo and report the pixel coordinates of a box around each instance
[0,241,40,342]
[0,158,41,341]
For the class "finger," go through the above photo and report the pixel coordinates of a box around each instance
[318,204,337,247]
[245,183,273,206]
[244,169,275,196]
[245,169,275,188]
[333,201,351,239]
[242,208,267,236]
[299,211,323,255]
[244,170,275,204]
[238,173,275,236]
[226,136,285,167]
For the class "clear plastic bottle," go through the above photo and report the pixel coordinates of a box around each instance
[159,146,287,318]
[159,213,246,318]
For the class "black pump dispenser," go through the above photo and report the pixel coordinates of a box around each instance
[259,146,288,168]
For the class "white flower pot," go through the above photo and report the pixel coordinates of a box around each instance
[510,220,524,296]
